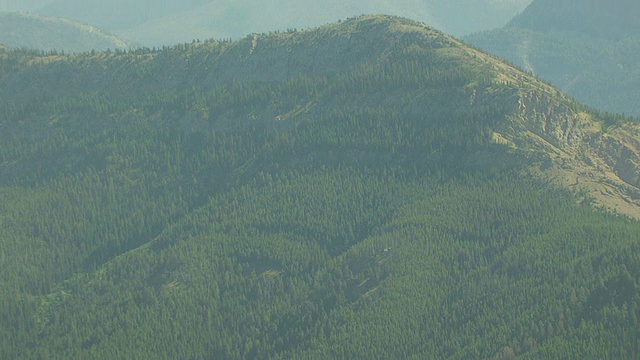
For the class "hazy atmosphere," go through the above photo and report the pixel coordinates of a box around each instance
[2,0,532,45]
[2,1,640,359]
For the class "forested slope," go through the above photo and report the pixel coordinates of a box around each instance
[1,15,640,359]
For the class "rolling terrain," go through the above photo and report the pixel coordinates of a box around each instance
[465,0,640,116]
[0,12,131,53]
[1,15,639,359]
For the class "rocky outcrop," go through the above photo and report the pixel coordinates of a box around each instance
[472,48,640,219]
[507,91,640,218]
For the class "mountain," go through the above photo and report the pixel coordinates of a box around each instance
[34,0,531,46]
[1,15,640,359]
[464,0,640,116]
[0,12,132,53]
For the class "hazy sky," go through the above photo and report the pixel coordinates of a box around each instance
[0,0,53,11]
[1,0,534,45]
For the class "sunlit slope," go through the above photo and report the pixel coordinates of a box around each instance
[1,15,639,359]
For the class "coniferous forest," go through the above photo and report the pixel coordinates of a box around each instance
[1,16,640,359]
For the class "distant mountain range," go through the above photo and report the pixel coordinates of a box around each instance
[30,0,531,46]
[0,12,132,53]
[465,0,640,116]
[35,0,213,32]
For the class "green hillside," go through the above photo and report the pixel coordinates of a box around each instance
[1,15,640,359]
[0,12,131,53]
[464,0,640,116]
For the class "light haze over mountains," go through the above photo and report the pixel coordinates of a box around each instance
[2,0,532,46]
[0,12,131,52]
[465,0,640,116]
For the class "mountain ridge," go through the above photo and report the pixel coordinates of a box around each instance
[2,15,640,359]
[3,15,640,217]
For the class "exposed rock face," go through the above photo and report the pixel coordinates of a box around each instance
[506,89,640,218]
[461,40,640,218]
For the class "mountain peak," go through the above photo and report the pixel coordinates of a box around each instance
[2,15,640,218]
[294,14,440,42]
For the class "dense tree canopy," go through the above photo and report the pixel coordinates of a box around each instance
[1,15,639,359]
